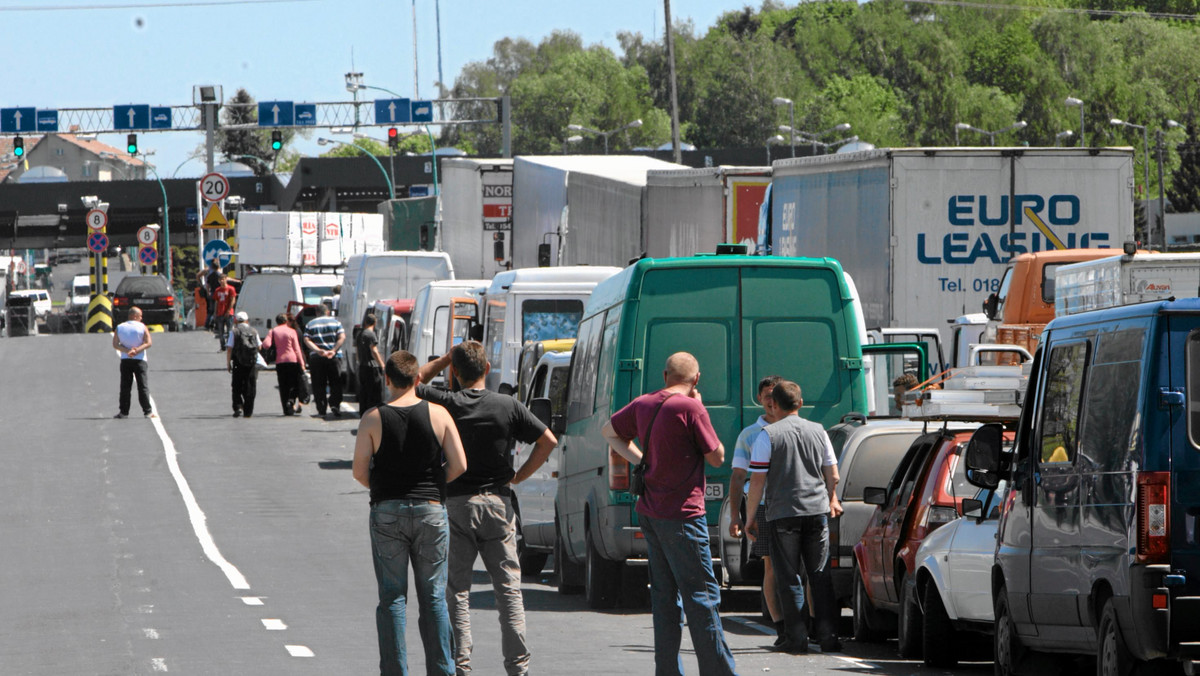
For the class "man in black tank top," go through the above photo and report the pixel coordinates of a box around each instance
[353,350,467,676]
[418,341,557,676]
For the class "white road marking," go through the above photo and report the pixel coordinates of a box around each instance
[262,619,287,630]
[834,655,875,669]
[240,596,264,606]
[147,398,250,590]
[137,604,155,614]
[151,657,168,671]
[285,645,314,657]
[143,628,160,639]
[726,616,774,635]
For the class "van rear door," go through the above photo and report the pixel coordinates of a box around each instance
[1169,314,1200,619]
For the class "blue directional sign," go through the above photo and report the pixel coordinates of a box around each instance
[374,98,411,125]
[113,104,151,130]
[409,185,430,197]
[257,100,294,127]
[150,107,172,129]
[294,104,316,126]
[410,100,433,123]
[202,239,233,268]
[185,207,199,227]
[1,107,36,133]
[36,109,59,133]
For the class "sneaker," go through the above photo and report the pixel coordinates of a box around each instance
[144,411,157,418]
[113,413,128,419]
[332,409,342,418]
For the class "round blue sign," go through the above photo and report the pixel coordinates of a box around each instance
[87,232,109,253]
[202,239,233,268]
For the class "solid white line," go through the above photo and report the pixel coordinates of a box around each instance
[285,645,315,657]
[262,618,287,630]
[148,397,251,590]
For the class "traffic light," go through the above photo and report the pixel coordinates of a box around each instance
[388,127,399,151]
[126,134,138,155]
[271,130,283,152]
[12,137,23,157]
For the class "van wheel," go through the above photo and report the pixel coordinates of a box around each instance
[554,519,583,595]
[852,564,886,642]
[1097,599,1135,676]
[585,530,620,609]
[994,586,1025,676]
[922,583,959,668]
[897,575,923,659]
[516,520,549,577]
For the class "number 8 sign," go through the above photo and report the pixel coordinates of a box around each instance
[200,172,229,202]
[86,209,107,231]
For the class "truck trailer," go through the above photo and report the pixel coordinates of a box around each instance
[763,148,1134,350]
[439,158,515,279]
[1055,251,1200,316]
[644,167,770,258]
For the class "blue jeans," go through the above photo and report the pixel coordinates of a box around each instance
[640,514,738,676]
[768,514,837,646]
[371,500,454,676]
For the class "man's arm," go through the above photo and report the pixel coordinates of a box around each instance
[601,420,641,464]
[431,404,467,483]
[727,467,748,538]
[419,352,452,386]
[511,428,557,485]
[745,471,768,540]
[332,329,345,355]
[704,443,725,468]
[352,408,382,488]
[823,463,843,518]
[112,332,128,355]
[371,342,386,369]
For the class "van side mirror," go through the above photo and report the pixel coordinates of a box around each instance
[537,243,552,267]
[966,468,1000,490]
[551,414,566,437]
[498,382,516,396]
[863,486,887,506]
[982,292,999,320]
[529,397,552,427]
[961,498,984,519]
[965,423,1005,489]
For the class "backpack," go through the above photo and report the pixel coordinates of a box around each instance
[232,323,260,367]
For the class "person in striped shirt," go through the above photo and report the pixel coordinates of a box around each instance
[303,304,346,417]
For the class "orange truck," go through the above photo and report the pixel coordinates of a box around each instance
[981,248,1121,356]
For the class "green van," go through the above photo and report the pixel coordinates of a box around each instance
[551,250,871,608]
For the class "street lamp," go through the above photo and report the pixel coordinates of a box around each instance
[766,134,786,165]
[805,135,859,154]
[566,119,643,154]
[1159,120,1185,250]
[954,120,1027,146]
[345,77,441,198]
[780,122,851,155]
[1055,130,1075,147]
[1111,118,1151,243]
[1065,97,1085,146]
[562,135,583,155]
[317,137,396,200]
[773,97,795,158]
[140,161,171,285]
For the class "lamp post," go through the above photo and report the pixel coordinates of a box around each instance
[954,121,1027,146]
[1111,118,1151,245]
[1065,97,1085,147]
[141,161,171,286]
[348,79,441,198]
[1055,130,1075,147]
[567,119,642,154]
[766,135,786,165]
[773,97,795,158]
[802,135,859,154]
[780,122,851,155]
[317,137,396,200]
[1158,120,1184,250]
[562,135,583,154]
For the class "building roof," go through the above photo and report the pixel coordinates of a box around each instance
[56,133,146,168]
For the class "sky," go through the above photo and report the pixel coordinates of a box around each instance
[1,0,752,178]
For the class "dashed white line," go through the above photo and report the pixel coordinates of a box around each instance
[143,628,160,639]
[240,596,265,606]
[262,619,288,631]
[285,645,314,657]
[150,657,168,671]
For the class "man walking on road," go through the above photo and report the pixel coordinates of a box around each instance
[226,311,260,418]
[353,350,468,676]
[112,306,155,419]
[303,304,345,417]
[418,342,558,676]
[728,375,785,646]
[212,273,237,350]
[747,380,843,655]
[601,352,739,676]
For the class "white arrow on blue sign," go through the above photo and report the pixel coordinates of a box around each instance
[1,107,36,133]
[374,98,411,124]
[202,239,233,268]
[113,104,151,130]
[257,101,294,127]
[36,110,59,133]
[411,101,433,123]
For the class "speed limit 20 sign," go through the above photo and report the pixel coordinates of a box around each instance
[200,172,230,202]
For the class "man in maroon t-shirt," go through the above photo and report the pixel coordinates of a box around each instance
[602,352,739,676]
[212,274,237,351]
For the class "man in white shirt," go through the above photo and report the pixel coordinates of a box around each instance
[112,307,155,419]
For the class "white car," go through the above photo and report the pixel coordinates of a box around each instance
[912,481,1007,667]
[10,289,52,320]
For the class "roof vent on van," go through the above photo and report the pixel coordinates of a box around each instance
[715,243,749,256]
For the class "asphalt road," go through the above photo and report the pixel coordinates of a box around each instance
[0,330,994,675]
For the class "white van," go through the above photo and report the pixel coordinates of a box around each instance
[408,279,489,384]
[68,275,91,313]
[478,266,621,392]
[236,271,341,334]
[337,252,455,384]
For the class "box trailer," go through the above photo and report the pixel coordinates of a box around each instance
[644,167,770,258]
[1055,252,1200,316]
[235,211,384,267]
[765,148,1134,349]
[439,158,514,279]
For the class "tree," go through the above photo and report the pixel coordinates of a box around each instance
[218,88,294,176]
[320,137,388,157]
[1169,127,1200,213]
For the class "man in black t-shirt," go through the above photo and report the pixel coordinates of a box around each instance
[357,313,385,415]
[418,341,557,676]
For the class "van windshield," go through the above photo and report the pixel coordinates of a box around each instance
[74,283,90,297]
[363,257,450,304]
[522,299,583,343]
[302,285,335,305]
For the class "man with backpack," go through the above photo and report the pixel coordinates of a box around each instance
[226,311,261,418]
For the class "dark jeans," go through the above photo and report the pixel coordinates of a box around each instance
[214,314,232,349]
[358,363,384,414]
[231,361,257,416]
[275,362,303,414]
[118,358,151,415]
[640,514,738,676]
[769,514,838,646]
[309,354,342,414]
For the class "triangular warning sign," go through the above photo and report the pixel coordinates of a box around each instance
[202,203,229,229]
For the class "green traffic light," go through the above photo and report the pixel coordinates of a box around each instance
[13,137,24,157]
[126,133,138,155]
[272,140,282,151]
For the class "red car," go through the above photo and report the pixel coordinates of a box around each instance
[851,426,1011,657]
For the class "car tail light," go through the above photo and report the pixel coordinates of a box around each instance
[112,297,128,307]
[608,450,629,491]
[1137,472,1170,564]
[161,296,174,307]
[926,505,959,531]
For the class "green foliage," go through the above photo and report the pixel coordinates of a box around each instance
[218,88,294,177]
[321,138,388,158]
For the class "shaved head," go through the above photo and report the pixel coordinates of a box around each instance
[664,352,699,385]
[128,307,142,320]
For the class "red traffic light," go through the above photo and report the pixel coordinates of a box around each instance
[388,127,398,139]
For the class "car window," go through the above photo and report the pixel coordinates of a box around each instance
[302,285,335,305]
[842,431,918,500]
[1039,341,1089,464]
[1080,328,1144,470]
[115,277,169,295]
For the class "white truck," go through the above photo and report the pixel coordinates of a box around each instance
[761,148,1135,348]
[235,211,385,267]
[1054,251,1200,316]
[439,158,515,278]
[643,167,771,257]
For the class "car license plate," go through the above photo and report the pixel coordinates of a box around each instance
[133,299,155,305]
[705,482,724,500]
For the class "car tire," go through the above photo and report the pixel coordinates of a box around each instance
[897,575,924,659]
[584,529,620,609]
[1097,598,1135,676]
[853,563,886,642]
[922,582,959,668]
[554,518,583,595]
[994,586,1025,676]
[515,517,549,577]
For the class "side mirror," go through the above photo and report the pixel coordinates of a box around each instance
[428,354,439,363]
[961,498,984,519]
[498,382,516,396]
[966,423,1004,473]
[863,486,887,506]
[982,292,999,320]
[529,397,552,428]
[550,414,566,437]
[966,468,1001,490]
[469,325,483,342]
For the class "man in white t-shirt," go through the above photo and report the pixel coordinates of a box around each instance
[113,307,155,419]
